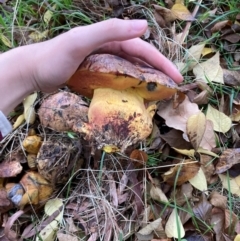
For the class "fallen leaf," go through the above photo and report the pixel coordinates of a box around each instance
[225,209,238,233]
[130,149,148,168]
[158,96,200,135]
[137,218,162,237]
[211,20,231,33]
[209,191,227,210]
[160,129,192,149]
[28,30,49,42]
[211,207,225,241]
[199,120,216,151]
[150,183,168,203]
[223,69,240,86]
[170,183,193,206]
[36,199,64,241]
[189,168,207,191]
[57,233,78,241]
[235,234,240,241]
[162,160,200,185]
[23,92,37,124]
[0,33,13,48]
[44,5,56,25]
[215,148,240,173]
[197,148,219,158]
[202,47,215,57]
[165,208,185,238]
[172,148,195,157]
[187,112,206,150]
[171,3,194,21]
[193,52,224,84]
[153,5,177,23]
[206,105,232,133]
[200,154,218,184]
[193,194,212,223]
[182,43,205,73]
[219,174,240,196]
[13,114,25,129]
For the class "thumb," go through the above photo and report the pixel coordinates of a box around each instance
[67,19,148,55]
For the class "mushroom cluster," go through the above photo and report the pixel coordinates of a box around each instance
[39,54,178,152]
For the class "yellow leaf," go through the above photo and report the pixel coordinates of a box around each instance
[234,234,240,241]
[36,199,64,241]
[184,44,205,72]
[44,5,56,25]
[13,114,25,129]
[28,30,49,42]
[172,147,195,157]
[189,168,207,191]
[197,148,219,158]
[0,33,13,48]
[171,3,195,21]
[202,47,215,57]
[206,105,231,133]
[187,112,206,150]
[23,92,37,124]
[165,208,185,238]
[193,52,224,84]
[219,174,240,196]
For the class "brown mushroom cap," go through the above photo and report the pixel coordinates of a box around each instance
[67,54,178,101]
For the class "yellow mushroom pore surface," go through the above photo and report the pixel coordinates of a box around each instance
[88,88,155,143]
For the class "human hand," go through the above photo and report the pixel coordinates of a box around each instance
[30,18,183,92]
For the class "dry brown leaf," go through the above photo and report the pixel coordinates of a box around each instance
[137,218,162,238]
[200,154,218,184]
[57,233,78,241]
[223,69,240,86]
[170,183,193,206]
[215,148,240,174]
[130,149,148,168]
[150,183,168,203]
[162,160,200,186]
[171,3,194,21]
[193,52,224,84]
[199,120,216,151]
[193,194,212,223]
[187,112,206,150]
[160,129,192,149]
[153,5,176,23]
[0,161,22,178]
[0,189,14,213]
[206,105,232,133]
[157,96,200,135]
[211,207,225,241]
[211,20,231,33]
[209,191,227,210]
[225,209,238,232]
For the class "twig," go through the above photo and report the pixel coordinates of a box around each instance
[180,0,203,45]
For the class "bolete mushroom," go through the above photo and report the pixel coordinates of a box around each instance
[39,54,179,152]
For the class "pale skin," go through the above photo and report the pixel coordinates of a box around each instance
[0,19,183,115]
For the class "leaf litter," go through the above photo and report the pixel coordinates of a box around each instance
[1,0,240,240]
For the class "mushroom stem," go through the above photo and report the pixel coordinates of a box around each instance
[87,88,156,151]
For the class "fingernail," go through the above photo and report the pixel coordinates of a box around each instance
[131,20,147,31]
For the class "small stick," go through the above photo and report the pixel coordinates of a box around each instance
[180,0,203,45]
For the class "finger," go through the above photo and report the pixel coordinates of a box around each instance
[94,38,183,84]
[68,18,148,56]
